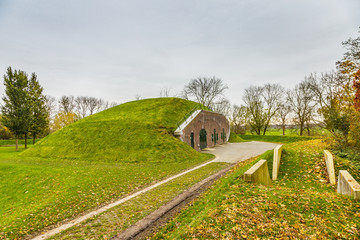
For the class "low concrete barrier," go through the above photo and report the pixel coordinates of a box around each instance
[324,150,336,185]
[244,160,271,186]
[272,145,283,180]
[337,170,360,200]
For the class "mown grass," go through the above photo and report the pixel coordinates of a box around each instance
[0,98,216,239]
[0,139,36,147]
[50,162,229,239]
[240,134,314,143]
[0,147,213,239]
[153,140,360,239]
[22,98,205,162]
[227,132,247,143]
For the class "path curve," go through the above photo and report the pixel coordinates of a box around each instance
[31,141,278,240]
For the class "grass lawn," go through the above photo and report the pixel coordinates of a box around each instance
[0,98,218,239]
[0,139,37,147]
[0,147,213,239]
[152,140,360,239]
[240,133,315,143]
[50,162,229,239]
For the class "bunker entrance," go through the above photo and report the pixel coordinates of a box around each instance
[190,132,194,149]
[199,129,207,149]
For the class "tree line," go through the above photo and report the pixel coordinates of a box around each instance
[181,28,360,153]
[0,67,118,150]
[1,67,48,150]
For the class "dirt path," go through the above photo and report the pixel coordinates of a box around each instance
[31,141,278,240]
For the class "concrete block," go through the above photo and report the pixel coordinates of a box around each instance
[337,170,360,200]
[244,159,271,186]
[324,150,336,185]
[272,145,283,180]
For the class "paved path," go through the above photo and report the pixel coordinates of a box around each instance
[204,141,279,163]
[31,141,278,240]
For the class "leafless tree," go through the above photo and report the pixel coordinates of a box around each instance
[58,95,75,114]
[230,104,247,134]
[110,101,118,108]
[135,94,142,100]
[75,96,89,118]
[88,97,100,115]
[277,103,292,135]
[211,98,231,117]
[159,87,171,98]
[45,95,57,126]
[182,76,228,108]
[243,86,266,135]
[287,79,317,136]
[262,84,284,135]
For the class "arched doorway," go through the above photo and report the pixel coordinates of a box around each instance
[199,129,207,149]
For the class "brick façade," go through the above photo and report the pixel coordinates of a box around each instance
[176,110,230,151]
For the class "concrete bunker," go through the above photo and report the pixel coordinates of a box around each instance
[174,109,230,151]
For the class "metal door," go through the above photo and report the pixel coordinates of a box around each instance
[199,129,207,149]
[190,132,194,149]
[213,129,217,145]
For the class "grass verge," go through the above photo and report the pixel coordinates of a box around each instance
[240,134,314,143]
[152,140,360,239]
[227,132,247,143]
[0,147,213,239]
[49,162,229,239]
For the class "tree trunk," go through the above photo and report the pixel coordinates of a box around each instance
[16,138,18,152]
[306,122,310,136]
[33,134,36,145]
[300,123,304,136]
[282,124,285,135]
[25,134,28,149]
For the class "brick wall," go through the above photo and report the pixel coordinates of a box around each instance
[177,110,230,151]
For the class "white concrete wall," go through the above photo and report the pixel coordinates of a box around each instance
[272,145,283,180]
[244,160,271,186]
[324,150,336,185]
[337,170,360,200]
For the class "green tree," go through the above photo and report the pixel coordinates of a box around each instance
[28,73,49,144]
[1,67,31,151]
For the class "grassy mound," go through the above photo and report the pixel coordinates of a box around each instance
[228,132,247,143]
[22,98,206,162]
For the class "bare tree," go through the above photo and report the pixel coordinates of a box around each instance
[243,86,266,135]
[75,96,89,118]
[110,101,118,108]
[59,95,75,114]
[277,103,291,135]
[45,95,57,131]
[182,76,228,108]
[88,97,100,115]
[287,79,317,136]
[135,94,142,100]
[159,87,171,98]
[211,98,231,117]
[262,84,284,135]
[230,104,247,134]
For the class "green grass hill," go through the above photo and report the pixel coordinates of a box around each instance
[22,97,207,162]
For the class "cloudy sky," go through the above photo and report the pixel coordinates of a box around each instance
[0,0,359,105]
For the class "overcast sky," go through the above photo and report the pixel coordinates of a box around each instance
[0,0,359,105]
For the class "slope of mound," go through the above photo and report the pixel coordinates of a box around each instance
[23,98,207,162]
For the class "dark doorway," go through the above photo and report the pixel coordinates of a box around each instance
[222,128,225,143]
[190,132,194,149]
[213,129,217,145]
[199,129,207,149]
